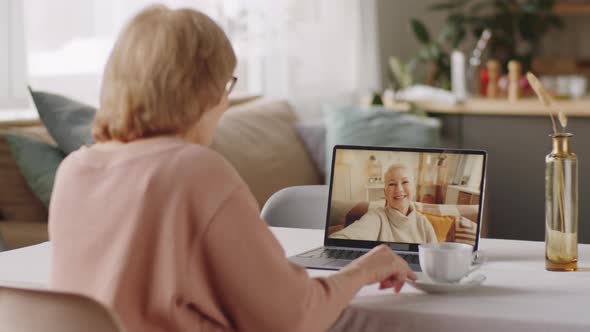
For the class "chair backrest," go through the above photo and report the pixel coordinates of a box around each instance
[261,185,328,229]
[0,286,125,332]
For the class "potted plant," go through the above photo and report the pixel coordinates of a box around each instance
[406,0,563,89]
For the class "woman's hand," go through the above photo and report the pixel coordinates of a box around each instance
[343,244,417,293]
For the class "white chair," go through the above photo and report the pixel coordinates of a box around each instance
[0,286,125,332]
[261,185,328,229]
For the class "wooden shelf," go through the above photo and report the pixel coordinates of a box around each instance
[388,97,590,117]
[0,119,41,128]
[554,2,590,15]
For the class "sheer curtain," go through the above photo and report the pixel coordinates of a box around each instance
[18,0,379,119]
[219,0,381,119]
[0,0,28,110]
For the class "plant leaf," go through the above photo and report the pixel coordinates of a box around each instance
[417,47,432,61]
[452,27,466,48]
[469,0,491,15]
[521,3,539,13]
[537,0,557,11]
[429,0,467,11]
[448,13,465,25]
[388,56,413,89]
[527,71,558,134]
[411,18,431,44]
[437,24,456,44]
[428,43,442,58]
[493,1,512,13]
[526,72,552,107]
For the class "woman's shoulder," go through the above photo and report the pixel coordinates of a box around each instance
[169,143,243,185]
[366,206,386,216]
[61,138,243,188]
[176,142,228,165]
[360,207,387,222]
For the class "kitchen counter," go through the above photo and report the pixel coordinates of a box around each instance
[388,97,590,243]
[390,97,590,117]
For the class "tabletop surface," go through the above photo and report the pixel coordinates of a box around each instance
[274,228,590,331]
[1,227,589,331]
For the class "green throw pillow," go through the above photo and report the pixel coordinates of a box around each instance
[28,87,96,154]
[323,106,441,179]
[3,132,66,207]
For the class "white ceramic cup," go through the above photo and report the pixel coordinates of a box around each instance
[418,243,481,283]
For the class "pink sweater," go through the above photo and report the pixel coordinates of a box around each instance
[49,137,364,332]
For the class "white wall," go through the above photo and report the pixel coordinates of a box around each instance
[376,0,445,88]
[466,154,484,189]
[332,149,420,202]
[539,16,590,58]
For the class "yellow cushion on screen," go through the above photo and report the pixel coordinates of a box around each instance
[418,210,456,242]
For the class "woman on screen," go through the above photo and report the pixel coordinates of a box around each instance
[331,163,438,243]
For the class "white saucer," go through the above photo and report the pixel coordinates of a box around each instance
[407,273,486,294]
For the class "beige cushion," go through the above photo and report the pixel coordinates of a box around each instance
[447,216,478,245]
[211,99,321,207]
[413,202,479,224]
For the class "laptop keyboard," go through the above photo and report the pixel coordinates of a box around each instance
[401,253,420,264]
[299,248,419,264]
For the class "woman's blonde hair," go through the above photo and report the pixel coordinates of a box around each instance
[93,5,236,142]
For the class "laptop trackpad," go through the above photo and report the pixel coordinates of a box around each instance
[324,259,352,268]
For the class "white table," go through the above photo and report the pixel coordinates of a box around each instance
[2,228,590,331]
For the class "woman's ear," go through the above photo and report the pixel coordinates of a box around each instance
[181,95,229,146]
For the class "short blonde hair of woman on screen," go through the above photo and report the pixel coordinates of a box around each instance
[93,5,237,142]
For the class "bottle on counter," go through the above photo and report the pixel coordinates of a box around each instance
[508,60,522,101]
[486,59,501,98]
[467,29,492,97]
[451,50,467,101]
[545,133,578,271]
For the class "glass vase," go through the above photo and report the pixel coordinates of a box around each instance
[545,133,578,271]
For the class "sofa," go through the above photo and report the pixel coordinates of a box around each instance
[0,98,323,250]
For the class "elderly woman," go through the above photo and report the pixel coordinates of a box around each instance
[49,5,415,332]
[331,164,438,243]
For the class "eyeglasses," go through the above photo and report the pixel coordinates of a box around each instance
[225,76,237,96]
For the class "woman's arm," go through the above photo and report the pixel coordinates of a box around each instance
[329,212,380,240]
[199,184,366,332]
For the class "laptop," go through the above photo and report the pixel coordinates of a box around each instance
[289,145,487,271]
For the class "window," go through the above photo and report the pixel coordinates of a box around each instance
[18,0,379,118]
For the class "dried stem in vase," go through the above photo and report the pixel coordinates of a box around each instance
[527,72,573,262]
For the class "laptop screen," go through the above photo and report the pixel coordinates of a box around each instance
[325,145,486,251]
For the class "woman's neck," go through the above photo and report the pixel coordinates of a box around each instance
[386,203,412,216]
[91,135,181,151]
